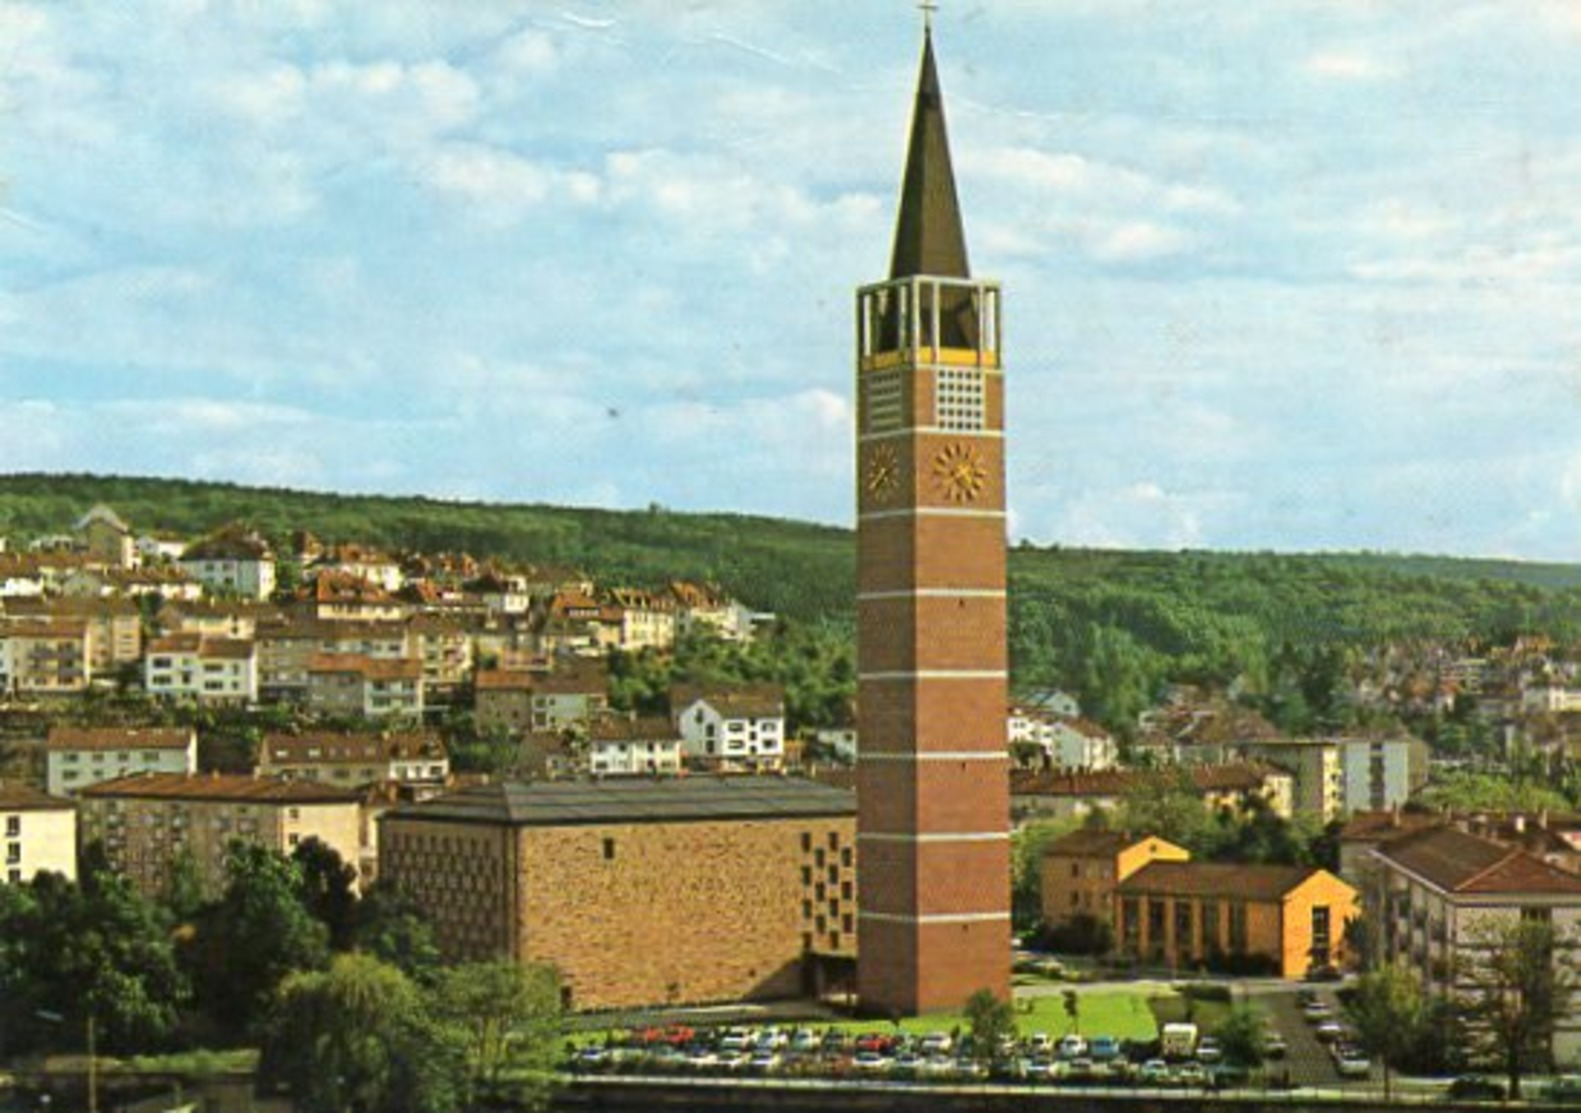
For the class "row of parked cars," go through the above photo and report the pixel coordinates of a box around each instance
[570,1023,1263,1090]
[1297,989,1371,1079]
[570,1023,986,1081]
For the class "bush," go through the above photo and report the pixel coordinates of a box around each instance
[1040,914,1115,957]
[1178,982,1232,1003]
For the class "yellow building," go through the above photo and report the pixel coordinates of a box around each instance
[1039,829,1189,932]
[1116,861,1358,977]
[1,781,77,884]
[78,773,363,897]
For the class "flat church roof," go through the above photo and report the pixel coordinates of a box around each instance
[385,775,856,828]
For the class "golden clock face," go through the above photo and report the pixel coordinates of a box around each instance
[865,444,900,499]
[933,442,987,503]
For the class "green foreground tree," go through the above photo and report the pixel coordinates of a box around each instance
[188,843,329,1037]
[260,953,468,1111]
[964,988,1018,1071]
[1215,1003,1265,1069]
[1347,963,1425,1100]
[434,959,563,1103]
[1459,915,1579,1100]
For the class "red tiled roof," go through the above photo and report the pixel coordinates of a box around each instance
[47,726,194,753]
[671,683,784,720]
[1376,825,1581,895]
[307,654,422,681]
[78,772,361,803]
[1042,828,1156,858]
[1117,860,1333,902]
[0,780,75,811]
[1011,763,1282,799]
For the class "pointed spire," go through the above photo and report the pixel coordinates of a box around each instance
[889,28,970,280]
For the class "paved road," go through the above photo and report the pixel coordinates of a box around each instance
[1246,985,1382,1093]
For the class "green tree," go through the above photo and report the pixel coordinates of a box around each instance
[190,843,329,1037]
[350,880,443,983]
[433,959,562,1101]
[0,869,187,1056]
[1116,768,1215,853]
[1347,963,1424,1100]
[1010,816,1078,932]
[260,953,468,1112]
[1459,915,1579,1100]
[291,836,359,950]
[963,987,1018,1071]
[158,848,206,925]
[1215,1003,1264,1068]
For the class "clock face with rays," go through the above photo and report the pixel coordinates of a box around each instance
[865,444,900,500]
[932,442,986,503]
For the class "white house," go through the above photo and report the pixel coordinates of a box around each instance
[180,528,276,601]
[144,634,259,705]
[671,684,786,771]
[1048,716,1120,771]
[0,782,77,883]
[587,716,685,776]
[45,726,198,796]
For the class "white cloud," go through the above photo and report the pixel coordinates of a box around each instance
[1303,50,1399,81]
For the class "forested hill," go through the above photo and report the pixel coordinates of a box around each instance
[3,472,1581,666]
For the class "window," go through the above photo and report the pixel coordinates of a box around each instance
[1202,902,1221,951]
[6,842,19,864]
[1228,903,1248,953]
[1174,901,1194,956]
[602,838,616,861]
[4,816,18,838]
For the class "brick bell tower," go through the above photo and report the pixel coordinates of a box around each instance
[855,23,1011,1015]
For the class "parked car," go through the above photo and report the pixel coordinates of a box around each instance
[1262,1031,1288,1059]
[1057,1034,1088,1059]
[919,1031,954,1055]
[1448,1075,1508,1101]
[1333,1045,1370,1078]
[1089,1035,1121,1062]
[853,1050,893,1075]
[1139,1058,1171,1083]
[1195,1036,1223,1064]
[1314,1020,1346,1043]
[1302,1000,1333,1022]
[574,1045,610,1069]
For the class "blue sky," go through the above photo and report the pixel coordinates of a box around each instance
[4,1,1581,561]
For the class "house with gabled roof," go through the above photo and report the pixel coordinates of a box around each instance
[1040,829,1189,934]
[181,525,276,600]
[1116,860,1358,977]
[671,683,786,772]
[46,725,197,797]
[144,633,258,706]
[586,714,684,776]
[257,730,448,790]
[73,504,135,568]
[305,653,423,720]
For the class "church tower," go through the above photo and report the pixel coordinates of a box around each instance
[855,24,1011,1015]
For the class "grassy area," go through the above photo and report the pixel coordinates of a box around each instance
[121,1048,258,1076]
[1148,992,1236,1035]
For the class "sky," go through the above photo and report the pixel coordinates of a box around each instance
[4,1,1581,561]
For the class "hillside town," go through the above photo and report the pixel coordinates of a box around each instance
[5,501,1581,1106]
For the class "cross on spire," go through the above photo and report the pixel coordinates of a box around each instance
[919,0,938,33]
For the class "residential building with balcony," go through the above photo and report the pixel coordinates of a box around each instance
[77,772,363,898]
[45,726,198,797]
